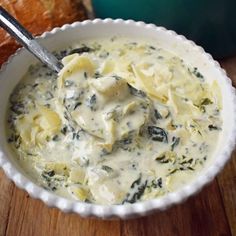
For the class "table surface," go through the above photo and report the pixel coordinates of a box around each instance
[0,57,235,236]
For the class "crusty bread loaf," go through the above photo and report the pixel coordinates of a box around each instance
[0,0,87,66]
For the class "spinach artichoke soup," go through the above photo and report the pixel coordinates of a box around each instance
[7,37,222,204]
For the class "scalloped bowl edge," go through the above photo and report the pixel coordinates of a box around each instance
[0,19,235,219]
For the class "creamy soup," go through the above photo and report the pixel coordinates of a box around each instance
[7,37,222,204]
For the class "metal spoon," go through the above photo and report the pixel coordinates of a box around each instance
[0,6,63,73]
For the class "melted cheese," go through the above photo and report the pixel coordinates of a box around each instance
[7,38,222,205]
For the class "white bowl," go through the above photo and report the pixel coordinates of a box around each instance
[0,19,235,219]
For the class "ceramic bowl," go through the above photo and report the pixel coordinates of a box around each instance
[0,19,235,219]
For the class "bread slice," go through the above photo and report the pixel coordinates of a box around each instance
[0,0,87,66]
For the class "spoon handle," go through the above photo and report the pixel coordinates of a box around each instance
[0,6,62,73]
